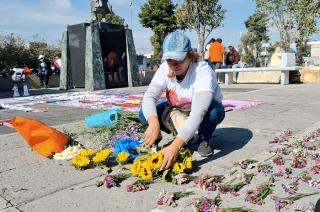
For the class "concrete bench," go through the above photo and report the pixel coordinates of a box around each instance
[215,66,301,85]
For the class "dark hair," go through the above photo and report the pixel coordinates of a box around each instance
[210,38,215,43]
[217,38,222,43]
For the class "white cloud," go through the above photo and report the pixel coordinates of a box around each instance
[0,0,85,26]
[0,0,88,43]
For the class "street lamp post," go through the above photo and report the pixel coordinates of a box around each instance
[130,1,133,30]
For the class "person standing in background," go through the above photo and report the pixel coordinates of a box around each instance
[53,53,61,74]
[208,38,224,69]
[209,38,225,82]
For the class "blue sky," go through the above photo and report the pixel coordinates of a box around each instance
[0,0,319,54]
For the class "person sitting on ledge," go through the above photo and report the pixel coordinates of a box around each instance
[139,32,225,170]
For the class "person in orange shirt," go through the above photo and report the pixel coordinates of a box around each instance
[208,38,224,69]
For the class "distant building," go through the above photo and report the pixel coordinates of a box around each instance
[307,41,320,58]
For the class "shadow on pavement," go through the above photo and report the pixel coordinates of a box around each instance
[192,127,253,168]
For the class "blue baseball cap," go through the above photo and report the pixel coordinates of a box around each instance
[162,32,192,61]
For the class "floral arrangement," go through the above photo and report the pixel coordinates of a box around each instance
[131,148,193,183]
[71,148,113,170]
[66,123,319,210]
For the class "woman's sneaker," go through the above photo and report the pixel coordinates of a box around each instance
[197,135,213,157]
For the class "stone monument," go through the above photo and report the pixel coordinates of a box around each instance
[60,0,139,90]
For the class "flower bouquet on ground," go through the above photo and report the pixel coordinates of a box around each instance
[157,190,194,207]
[130,148,193,184]
[71,148,113,170]
[103,173,130,188]
[126,179,151,192]
[245,180,274,205]
[193,174,225,191]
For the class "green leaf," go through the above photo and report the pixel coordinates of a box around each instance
[100,166,111,173]
[121,164,132,170]
[221,208,255,212]
[112,173,131,183]
[134,154,150,162]
[287,192,320,201]
[173,191,195,200]
[162,169,173,182]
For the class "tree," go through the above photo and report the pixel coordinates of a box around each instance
[239,32,256,66]
[255,0,320,53]
[239,11,269,66]
[175,0,226,57]
[97,13,125,25]
[139,0,177,61]
[0,33,60,70]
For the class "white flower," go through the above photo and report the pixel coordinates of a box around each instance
[53,153,66,160]
[53,145,81,160]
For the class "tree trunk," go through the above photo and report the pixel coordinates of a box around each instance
[198,28,205,58]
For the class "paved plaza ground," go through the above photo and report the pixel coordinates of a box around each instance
[0,83,319,212]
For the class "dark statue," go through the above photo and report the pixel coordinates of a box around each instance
[91,0,113,21]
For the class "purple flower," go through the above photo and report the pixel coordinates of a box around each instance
[281,130,291,138]
[157,193,174,206]
[198,198,217,212]
[175,173,188,185]
[272,157,285,166]
[126,182,149,192]
[310,165,320,174]
[315,128,320,137]
[281,183,297,194]
[303,136,310,142]
[275,198,293,212]
[103,175,118,188]
[126,184,133,192]
[291,158,307,169]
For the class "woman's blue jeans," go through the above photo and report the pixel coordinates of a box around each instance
[139,99,225,141]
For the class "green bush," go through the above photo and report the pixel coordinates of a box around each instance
[0,33,61,70]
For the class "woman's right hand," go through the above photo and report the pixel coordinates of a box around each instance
[144,116,161,148]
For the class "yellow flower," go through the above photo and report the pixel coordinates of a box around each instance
[140,166,153,181]
[147,152,164,171]
[131,160,142,176]
[117,152,130,165]
[92,149,113,164]
[72,155,90,169]
[185,156,192,170]
[173,162,186,174]
[142,160,152,170]
[79,149,95,158]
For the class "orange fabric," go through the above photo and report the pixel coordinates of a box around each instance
[209,42,224,63]
[12,117,69,157]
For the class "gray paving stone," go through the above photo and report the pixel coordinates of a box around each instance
[0,160,105,205]
[0,196,11,210]
[0,207,20,212]
[0,84,319,211]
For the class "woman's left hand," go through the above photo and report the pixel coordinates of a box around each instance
[160,138,185,170]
